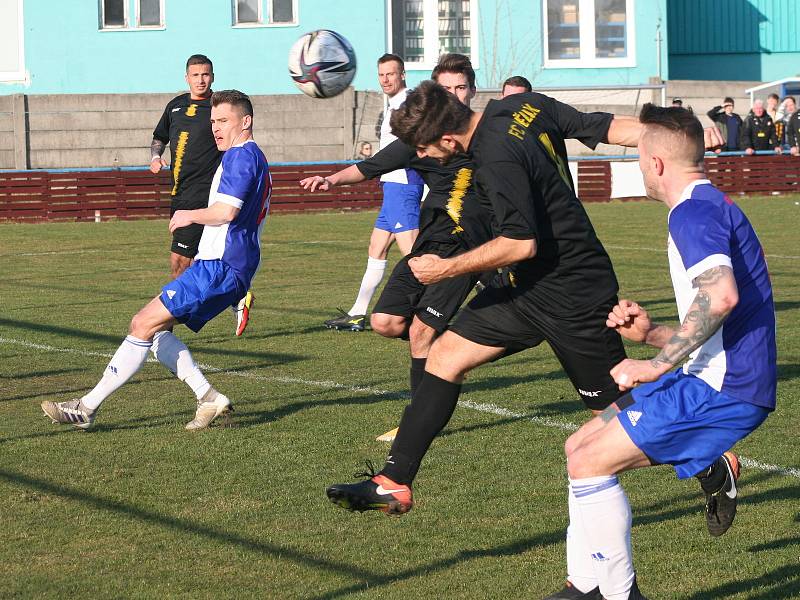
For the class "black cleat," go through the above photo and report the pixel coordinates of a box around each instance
[326,463,413,515]
[543,581,602,599]
[705,451,740,537]
[323,309,365,332]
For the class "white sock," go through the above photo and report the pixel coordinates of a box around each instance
[151,331,211,400]
[566,481,600,593]
[81,335,152,410]
[348,257,387,315]
[571,476,634,600]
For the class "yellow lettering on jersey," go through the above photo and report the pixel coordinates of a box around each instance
[171,131,190,196]
[507,103,540,140]
[538,132,572,191]
[186,104,198,117]
[447,167,472,234]
[508,124,526,140]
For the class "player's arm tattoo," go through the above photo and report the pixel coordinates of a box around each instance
[650,266,733,370]
[150,138,166,160]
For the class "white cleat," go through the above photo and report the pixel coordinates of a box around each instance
[185,389,233,431]
[41,399,96,430]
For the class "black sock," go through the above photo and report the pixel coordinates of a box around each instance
[697,456,728,494]
[409,357,427,398]
[381,372,461,485]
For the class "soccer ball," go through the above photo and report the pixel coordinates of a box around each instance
[288,30,357,98]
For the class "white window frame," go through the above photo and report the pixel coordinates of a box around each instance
[543,0,636,69]
[99,0,166,31]
[0,0,25,82]
[137,0,165,28]
[386,0,480,72]
[232,0,298,27]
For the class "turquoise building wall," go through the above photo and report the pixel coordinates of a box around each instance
[2,0,665,96]
[669,0,800,81]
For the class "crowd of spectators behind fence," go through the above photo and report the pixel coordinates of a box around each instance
[705,93,799,155]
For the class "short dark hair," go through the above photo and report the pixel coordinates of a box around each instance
[723,97,735,105]
[639,103,704,164]
[767,93,780,102]
[431,53,476,90]
[782,95,796,104]
[378,53,405,71]
[390,80,473,147]
[502,75,532,93]
[211,89,253,118]
[186,54,213,72]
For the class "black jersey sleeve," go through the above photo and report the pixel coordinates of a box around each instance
[355,139,415,179]
[152,103,172,144]
[544,95,613,149]
[476,160,537,241]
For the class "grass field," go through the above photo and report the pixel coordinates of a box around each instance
[1,197,798,599]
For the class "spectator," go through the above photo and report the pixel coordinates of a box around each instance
[766,93,780,121]
[707,97,743,151]
[742,99,781,155]
[500,75,532,98]
[777,96,796,150]
[786,97,800,156]
[356,141,373,160]
[672,97,694,114]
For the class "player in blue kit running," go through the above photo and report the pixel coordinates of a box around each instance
[547,104,776,600]
[42,90,271,432]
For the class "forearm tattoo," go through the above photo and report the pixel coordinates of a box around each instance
[650,266,729,370]
[150,139,166,159]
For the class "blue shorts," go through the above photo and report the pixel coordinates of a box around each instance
[160,259,246,333]
[374,182,423,233]
[618,370,769,479]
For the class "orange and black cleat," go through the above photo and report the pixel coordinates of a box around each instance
[326,464,413,515]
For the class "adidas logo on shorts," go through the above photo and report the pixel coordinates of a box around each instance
[627,410,642,427]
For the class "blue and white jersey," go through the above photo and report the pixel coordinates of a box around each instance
[667,179,776,409]
[195,140,271,288]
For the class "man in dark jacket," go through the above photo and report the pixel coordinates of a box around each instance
[741,99,781,154]
[707,97,743,151]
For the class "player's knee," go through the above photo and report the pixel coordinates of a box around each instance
[370,313,406,338]
[564,431,582,459]
[566,445,599,479]
[129,311,149,339]
[408,319,437,355]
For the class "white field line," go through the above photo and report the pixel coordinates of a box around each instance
[2,335,798,480]
[0,240,355,258]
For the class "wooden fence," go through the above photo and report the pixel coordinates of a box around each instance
[0,155,798,222]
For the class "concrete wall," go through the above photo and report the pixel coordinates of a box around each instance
[4,84,668,170]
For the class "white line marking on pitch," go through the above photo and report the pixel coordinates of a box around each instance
[2,335,798,480]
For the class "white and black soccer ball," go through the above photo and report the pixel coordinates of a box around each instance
[288,30,357,98]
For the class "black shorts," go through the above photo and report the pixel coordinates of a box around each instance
[449,285,627,411]
[169,184,210,258]
[372,242,479,333]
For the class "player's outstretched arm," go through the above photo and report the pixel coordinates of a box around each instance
[299,164,365,192]
[610,265,738,390]
[169,202,240,233]
[409,236,536,284]
[606,116,724,151]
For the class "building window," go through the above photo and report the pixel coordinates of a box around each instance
[390,0,478,68]
[233,0,296,25]
[543,0,635,68]
[0,0,25,82]
[100,0,164,29]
